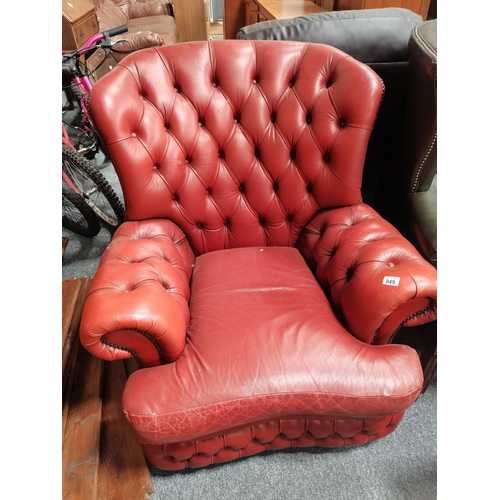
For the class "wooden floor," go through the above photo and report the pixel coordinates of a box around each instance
[210,21,224,39]
[62,277,154,499]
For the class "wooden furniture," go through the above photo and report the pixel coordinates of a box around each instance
[62,277,154,499]
[225,0,325,38]
[321,0,431,19]
[225,0,431,39]
[248,0,326,24]
[173,0,210,42]
[62,0,99,52]
[224,0,247,39]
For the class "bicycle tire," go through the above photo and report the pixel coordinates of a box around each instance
[62,144,125,227]
[82,92,109,158]
[62,181,101,237]
[71,84,109,158]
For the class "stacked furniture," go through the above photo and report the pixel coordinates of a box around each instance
[223,0,433,39]
[91,0,178,58]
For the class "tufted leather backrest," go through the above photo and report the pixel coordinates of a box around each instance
[89,40,383,255]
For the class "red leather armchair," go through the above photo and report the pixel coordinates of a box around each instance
[80,40,437,470]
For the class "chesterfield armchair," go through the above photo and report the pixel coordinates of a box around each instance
[79,40,437,470]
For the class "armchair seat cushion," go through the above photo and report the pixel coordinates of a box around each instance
[122,246,422,466]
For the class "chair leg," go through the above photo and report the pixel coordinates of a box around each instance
[419,321,437,392]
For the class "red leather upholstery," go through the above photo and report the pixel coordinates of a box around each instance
[87,41,380,253]
[79,41,437,470]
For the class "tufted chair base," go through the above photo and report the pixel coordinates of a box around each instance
[142,413,405,470]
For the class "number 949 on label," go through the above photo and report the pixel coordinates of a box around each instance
[382,276,400,287]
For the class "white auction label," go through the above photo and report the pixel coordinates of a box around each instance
[382,276,400,287]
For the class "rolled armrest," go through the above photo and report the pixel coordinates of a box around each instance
[111,31,164,52]
[297,203,437,345]
[80,219,195,367]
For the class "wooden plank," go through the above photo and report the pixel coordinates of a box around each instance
[63,236,69,255]
[223,0,246,39]
[62,343,104,500]
[256,0,326,21]
[63,277,92,381]
[62,279,81,355]
[63,277,93,438]
[97,360,154,500]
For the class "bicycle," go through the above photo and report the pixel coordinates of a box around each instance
[62,177,101,238]
[62,27,127,230]
[62,125,125,228]
[62,25,128,158]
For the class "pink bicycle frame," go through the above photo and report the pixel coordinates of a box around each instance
[71,32,106,94]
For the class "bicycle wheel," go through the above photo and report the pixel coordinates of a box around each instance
[72,84,109,158]
[62,181,101,237]
[62,144,125,227]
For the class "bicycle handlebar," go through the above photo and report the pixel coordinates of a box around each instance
[103,25,128,39]
[63,25,129,63]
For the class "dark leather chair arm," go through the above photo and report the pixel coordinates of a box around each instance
[408,174,437,266]
[80,220,195,367]
[297,203,437,345]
